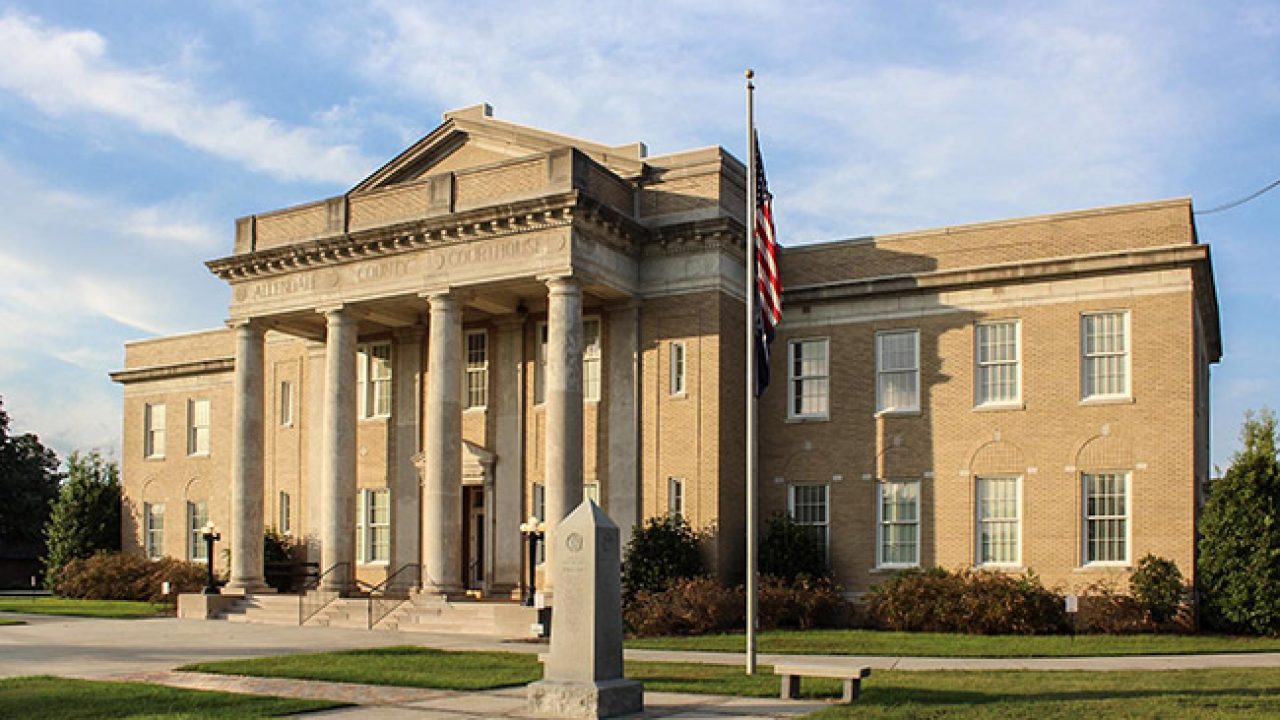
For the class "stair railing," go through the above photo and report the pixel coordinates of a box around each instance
[367,563,420,629]
[298,561,350,626]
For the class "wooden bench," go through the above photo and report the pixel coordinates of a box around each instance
[774,662,871,703]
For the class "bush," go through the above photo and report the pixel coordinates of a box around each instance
[621,516,704,600]
[264,528,304,592]
[759,513,828,582]
[53,551,209,602]
[1130,554,1185,625]
[865,567,1068,635]
[757,574,851,630]
[624,576,744,637]
[1074,579,1151,634]
[43,450,121,585]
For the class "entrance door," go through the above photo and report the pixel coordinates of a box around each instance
[463,487,485,591]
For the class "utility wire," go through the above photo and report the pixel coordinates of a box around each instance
[1195,176,1280,215]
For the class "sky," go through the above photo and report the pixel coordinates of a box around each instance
[0,1,1276,473]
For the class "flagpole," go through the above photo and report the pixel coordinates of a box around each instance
[744,68,759,677]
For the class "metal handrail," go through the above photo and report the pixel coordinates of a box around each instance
[367,563,420,629]
[298,561,350,626]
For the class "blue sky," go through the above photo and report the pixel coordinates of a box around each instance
[0,2,1276,472]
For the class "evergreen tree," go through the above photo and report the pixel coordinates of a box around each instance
[1199,409,1280,635]
[43,450,121,585]
[0,398,61,549]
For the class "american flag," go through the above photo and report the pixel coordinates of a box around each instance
[753,132,781,397]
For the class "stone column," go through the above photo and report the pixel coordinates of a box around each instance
[606,302,641,541]
[392,325,425,577]
[422,292,463,595]
[320,307,358,592]
[544,275,584,592]
[491,316,525,596]
[227,319,267,593]
[304,345,326,564]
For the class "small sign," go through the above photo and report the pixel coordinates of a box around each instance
[162,581,171,596]
[1064,594,1078,613]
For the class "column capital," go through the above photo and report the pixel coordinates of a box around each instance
[541,274,581,295]
[418,287,454,302]
[225,317,265,334]
[315,304,354,324]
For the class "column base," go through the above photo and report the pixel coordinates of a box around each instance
[526,678,644,719]
[222,580,273,595]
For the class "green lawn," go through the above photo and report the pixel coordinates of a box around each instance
[0,597,169,619]
[0,618,23,626]
[627,628,1280,657]
[0,676,340,719]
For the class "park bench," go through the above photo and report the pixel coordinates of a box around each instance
[773,662,871,703]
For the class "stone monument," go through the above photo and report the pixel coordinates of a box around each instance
[527,500,643,718]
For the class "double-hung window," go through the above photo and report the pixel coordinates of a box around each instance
[670,342,687,396]
[465,330,489,410]
[583,318,602,401]
[144,502,165,559]
[976,321,1020,406]
[279,381,293,426]
[187,501,208,562]
[279,491,292,535]
[668,477,685,518]
[877,330,920,412]
[877,480,919,567]
[144,403,166,458]
[356,488,391,564]
[1083,472,1129,564]
[1082,312,1129,399]
[789,484,829,559]
[788,338,829,419]
[358,343,392,418]
[188,399,210,455]
[976,476,1020,565]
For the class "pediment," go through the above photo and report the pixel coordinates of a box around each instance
[351,103,647,194]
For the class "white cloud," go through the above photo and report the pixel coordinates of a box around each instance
[0,12,375,185]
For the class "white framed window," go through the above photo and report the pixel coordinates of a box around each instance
[976,476,1020,566]
[532,483,546,562]
[357,342,392,419]
[789,484,829,558]
[787,338,830,419]
[187,501,208,563]
[144,403,166,459]
[465,330,489,410]
[584,482,600,504]
[279,491,292,535]
[668,477,685,518]
[877,480,920,568]
[670,341,687,396]
[1082,312,1130,399]
[144,502,165,559]
[535,322,548,404]
[187,399,210,456]
[1083,472,1129,565]
[583,317,602,401]
[279,381,293,426]
[877,330,920,413]
[976,321,1020,406]
[356,488,391,564]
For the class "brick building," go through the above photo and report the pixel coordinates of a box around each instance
[112,105,1220,607]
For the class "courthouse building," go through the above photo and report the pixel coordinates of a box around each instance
[112,104,1220,604]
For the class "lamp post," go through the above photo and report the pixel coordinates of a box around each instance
[202,522,222,595]
[519,515,545,607]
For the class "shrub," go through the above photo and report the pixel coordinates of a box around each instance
[621,516,704,600]
[1075,579,1151,634]
[759,513,828,582]
[43,451,121,586]
[624,576,744,637]
[757,574,851,630]
[865,567,1068,635]
[53,551,208,602]
[1129,555,1185,625]
[264,528,304,592]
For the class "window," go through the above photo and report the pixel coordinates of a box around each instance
[877,330,920,412]
[583,318,602,401]
[877,480,919,567]
[976,476,1020,565]
[532,483,546,562]
[670,341,687,395]
[465,330,489,410]
[144,502,165,559]
[356,488,391,564]
[789,484,829,558]
[535,323,548,404]
[1084,472,1129,564]
[1082,312,1129,399]
[788,338,829,419]
[279,491,292,535]
[668,477,685,518]
[584,482,600,504]
[279,381,293,426]
[976,321,1020,406]
[187,399,210,455]
[187,501,208,563]
[358,343,392,418]
[144,403,166,458]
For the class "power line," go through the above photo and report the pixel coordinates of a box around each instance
[1195,176,1280,215]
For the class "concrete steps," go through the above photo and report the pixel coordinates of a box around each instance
[386,596,541,637]
[219,594,301,626]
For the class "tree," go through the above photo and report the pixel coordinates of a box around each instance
[43,450,121,586]
[759,512,829,582]
[1199,409,1280,635]
[0,398,61,549]
[621,515,704,601]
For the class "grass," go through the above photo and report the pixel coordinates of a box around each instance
[0,618,23,626]
[626,628,1280,658]
[0,676,340,719]
[0,597,169,619]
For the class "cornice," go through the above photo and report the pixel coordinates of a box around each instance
[643,216,746,258]
[109,358,235,385]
